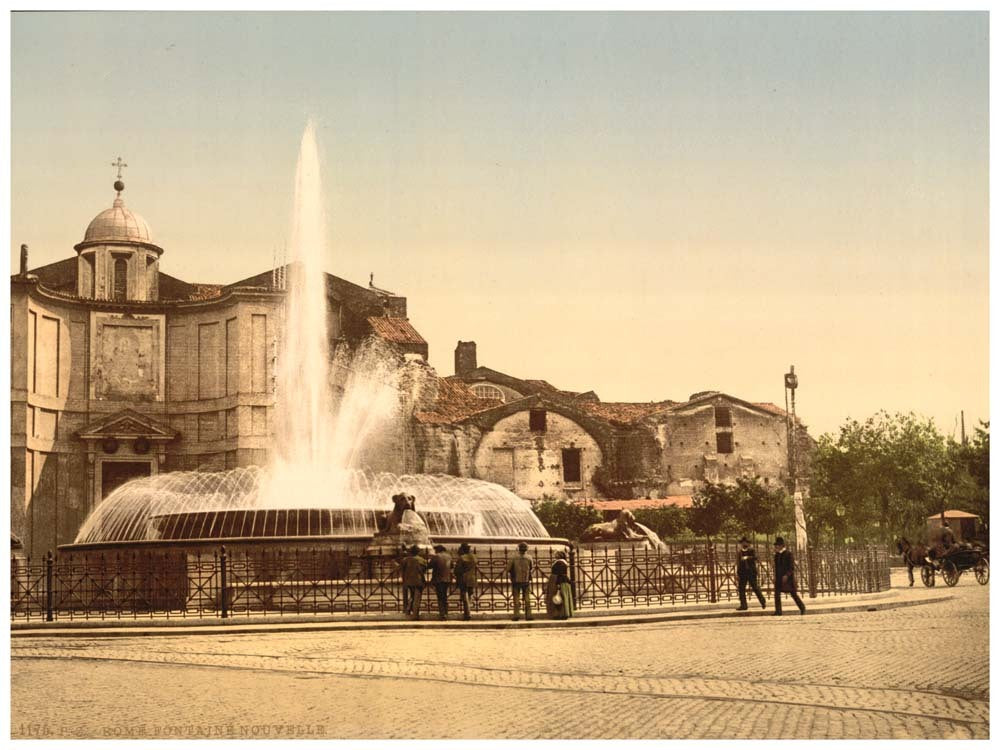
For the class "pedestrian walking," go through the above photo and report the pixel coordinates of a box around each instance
[400,544,428,620]
[773,537,806,616]
[545,550,574,620]
[429,544,453,620]
[452,542,478,621]
[506,542,534,621]
[735,536,767,611]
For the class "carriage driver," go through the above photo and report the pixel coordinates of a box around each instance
[927,521,958,564]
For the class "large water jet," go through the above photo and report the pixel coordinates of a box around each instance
[69,122,550,551]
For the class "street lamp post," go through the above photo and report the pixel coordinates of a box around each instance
[784,365,808,556]
[835,503,846,548]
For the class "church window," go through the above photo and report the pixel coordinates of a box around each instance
[562,448,582,484]
[113,257,128,301]
[83,253,96,297]
[714,406,732,427]
[716,432,733,454]
[529,409,547,432]
[471,384,505,402]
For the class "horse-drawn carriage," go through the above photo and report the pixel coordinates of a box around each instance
[897,537,989,588]
[921,544,989,587]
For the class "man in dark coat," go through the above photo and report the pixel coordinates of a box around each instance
[400,545,428,620]
[773,537,806,615]
[735,536,767,611]
[938,522,957,557]
[506,542,534,621]
[453,542,478,621]
[429,544,453,620]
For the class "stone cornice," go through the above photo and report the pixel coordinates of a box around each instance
[19,280,283,312]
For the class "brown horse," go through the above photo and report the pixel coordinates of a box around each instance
[895,538,929,586]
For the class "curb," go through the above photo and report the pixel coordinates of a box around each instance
[9,591,952,638]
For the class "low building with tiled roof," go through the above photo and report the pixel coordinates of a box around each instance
[415,340,813,504]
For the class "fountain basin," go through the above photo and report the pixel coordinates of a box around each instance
[146,507,479,541]
[72,466,550,545]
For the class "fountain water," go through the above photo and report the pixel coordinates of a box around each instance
[70,122,549,549]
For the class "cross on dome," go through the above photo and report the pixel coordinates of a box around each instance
[111,156,128,196]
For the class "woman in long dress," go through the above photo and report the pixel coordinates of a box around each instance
[545,550,574,619]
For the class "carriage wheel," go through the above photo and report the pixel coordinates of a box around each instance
[941,560,960,587]
[974,558,989,585]
[920,565,935,587]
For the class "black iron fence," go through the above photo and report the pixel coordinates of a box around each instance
[11,541,891,623]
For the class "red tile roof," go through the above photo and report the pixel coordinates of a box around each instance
[574,496,696,511]
[524,379,561,392]
[574,400,676,425]
[367,316,427,346]
[753,402,788,417]
[928,510,980,519]
[414,377,502,424]
[187,284,223,300]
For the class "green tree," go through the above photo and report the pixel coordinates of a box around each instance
[632,505,689,541]
[946,421,990,532]
[728,477,789,538]
[688,482,736,541]
[810,412,955,543]
[530,497,602,540]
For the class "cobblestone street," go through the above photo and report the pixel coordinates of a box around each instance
[11,572,988,739]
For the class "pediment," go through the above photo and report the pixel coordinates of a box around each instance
[77,408,177,441]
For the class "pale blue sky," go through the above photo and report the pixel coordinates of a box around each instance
[10,12,989,437]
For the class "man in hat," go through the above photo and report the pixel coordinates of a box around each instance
[506,542,534,621]
[429,544,453,620]
[453,542,478,621]
[773,537,806,616]
[939,521,957,555]
[735,536,766,611]
[400,544,428,620]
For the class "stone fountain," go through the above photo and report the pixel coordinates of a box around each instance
[67,122,550,557]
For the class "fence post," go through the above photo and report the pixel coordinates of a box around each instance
[707,542,718,603]
[807,546,818,598]
[219,545,229,619]
[568,544,578,605]
[45,551,54,622]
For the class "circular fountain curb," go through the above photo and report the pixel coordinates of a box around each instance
[9,590,952,638]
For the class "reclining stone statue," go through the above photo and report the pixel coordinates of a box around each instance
[580,509,666,549]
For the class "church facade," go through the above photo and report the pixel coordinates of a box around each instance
[11,178,425,557]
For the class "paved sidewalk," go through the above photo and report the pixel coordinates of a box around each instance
[11,577,949,638]
[10,570,988,739]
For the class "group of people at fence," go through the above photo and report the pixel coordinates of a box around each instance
[397,542,573,621]
[397,535,807,621]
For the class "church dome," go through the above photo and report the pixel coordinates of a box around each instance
[83,189,153,245]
